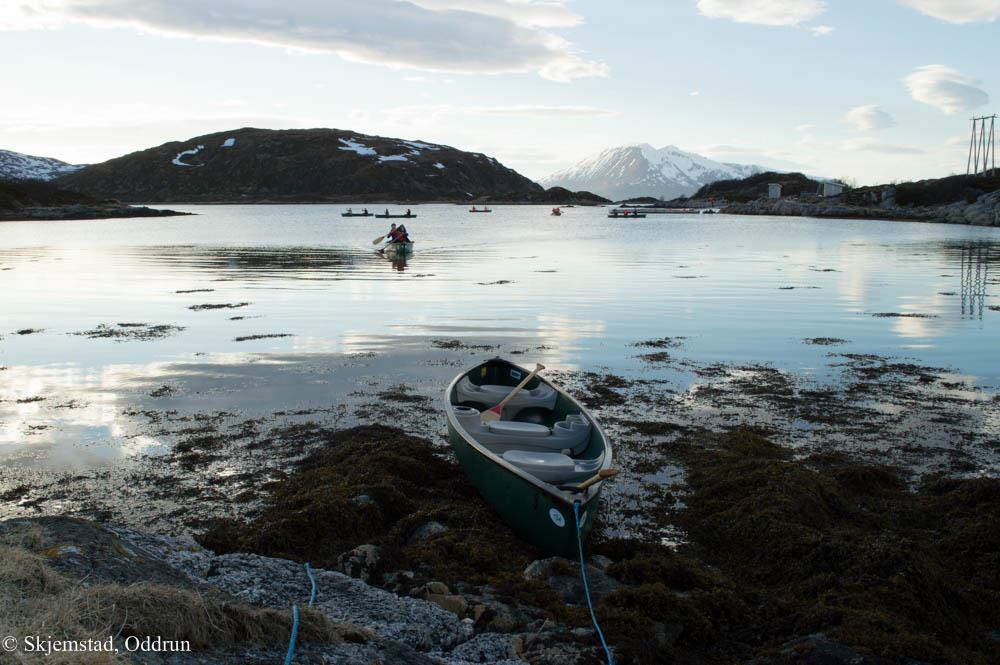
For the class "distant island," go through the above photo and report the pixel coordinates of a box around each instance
[0,179,189,222]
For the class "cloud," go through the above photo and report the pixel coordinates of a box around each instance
[898,0,1000,24]
[696,0,826,26]
[904,65,990,115]
[841,138,925,155]
[810,24,834,34]
[0,0,606,81]
[845,105,896,131]
[384,104,618,118]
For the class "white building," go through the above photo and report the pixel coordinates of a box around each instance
[820,181,845,197]
[768,183,782,199]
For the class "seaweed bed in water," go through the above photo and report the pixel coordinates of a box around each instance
[196,425,1000,664]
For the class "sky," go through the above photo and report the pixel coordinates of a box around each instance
[1,0,998,184]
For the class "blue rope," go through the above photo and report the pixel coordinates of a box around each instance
[283,563,317,665]
[574,501,614,665]
[283,604,299,665]
[305,563,317,607]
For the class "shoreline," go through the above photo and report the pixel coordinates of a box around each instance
[720,192,1000,228]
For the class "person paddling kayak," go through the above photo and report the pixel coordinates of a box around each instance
[386,223,411,243]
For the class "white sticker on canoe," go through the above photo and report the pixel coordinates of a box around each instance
[510,369,522,380]
[549,508,566,528]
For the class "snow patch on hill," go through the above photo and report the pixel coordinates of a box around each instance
[172,145,205,167]
[0,150,85,181]
[338,138,377,156]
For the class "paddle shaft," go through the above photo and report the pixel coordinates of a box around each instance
[481,363,544,422]
[576,469,618,491]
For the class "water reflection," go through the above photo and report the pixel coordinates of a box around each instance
[960,244,990,319]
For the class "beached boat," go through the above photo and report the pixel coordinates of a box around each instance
[382,241,414,256]
[341,212,373,217]
[445,358,614,556]
[375,213,417,219]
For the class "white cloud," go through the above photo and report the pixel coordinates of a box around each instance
[810,24,834,35]
[0,0,606,82]
[841,138,925,155]
[689,90,701,97]
[899,0,1000,24]
[696,0,826,26]
[845,105,896,131]
[904,65,990,115]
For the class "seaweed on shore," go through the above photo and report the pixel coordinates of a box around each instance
[72,323,184,341]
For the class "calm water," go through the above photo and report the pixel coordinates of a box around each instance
[1,204,998,468]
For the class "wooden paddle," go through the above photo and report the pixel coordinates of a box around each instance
[575,469,618,491]
[372,234,387,245]
[480,363,544,423]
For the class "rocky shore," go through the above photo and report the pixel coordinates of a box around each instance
[721,189,1000,227]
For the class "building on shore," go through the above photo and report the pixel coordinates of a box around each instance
[768,183,782,199]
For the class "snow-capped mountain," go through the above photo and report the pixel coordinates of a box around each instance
[0,150,85,181]
[540,144,765,201]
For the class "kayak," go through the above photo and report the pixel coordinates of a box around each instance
[382,241,414,256]
[341,212,373,217]
[445,358,613,556]
[375,214,417,219]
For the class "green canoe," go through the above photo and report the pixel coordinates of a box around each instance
[382,241,414,256]
[445,358,613,557]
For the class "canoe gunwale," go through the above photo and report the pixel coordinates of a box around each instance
[444,358,612,509]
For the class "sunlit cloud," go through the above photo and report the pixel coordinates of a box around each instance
[845,105,897,131]
[696,0,826,26]
[904,65,990,115]
[0,0,607,81]
[899,0,1000,24]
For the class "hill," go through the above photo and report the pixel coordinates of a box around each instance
[540,144,764,200]
[484,186,610,205]
[693,172,821,202]
[58,128,542,203]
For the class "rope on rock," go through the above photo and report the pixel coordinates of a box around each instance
[282,604,300,665]
[283,562,317,665]
[574,501,614,665]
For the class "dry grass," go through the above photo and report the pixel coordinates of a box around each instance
[0,529,369,664]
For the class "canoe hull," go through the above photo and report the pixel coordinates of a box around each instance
[383,242,414,256]
[445,359,609,557]
[447,419,599,556]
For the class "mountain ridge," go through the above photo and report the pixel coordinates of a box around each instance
[541,144,765,201]
[0,149,85,181]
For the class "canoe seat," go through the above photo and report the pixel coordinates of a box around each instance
[487,421,550,438]
[452,407,592,456]
[502,450,602,484]
[456,377,558,415]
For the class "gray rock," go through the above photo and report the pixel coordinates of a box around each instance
[337,543,381,582]
[409,520,449,544]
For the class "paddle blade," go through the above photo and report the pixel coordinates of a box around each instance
[372,235,386,245]
[480,406,502,422]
